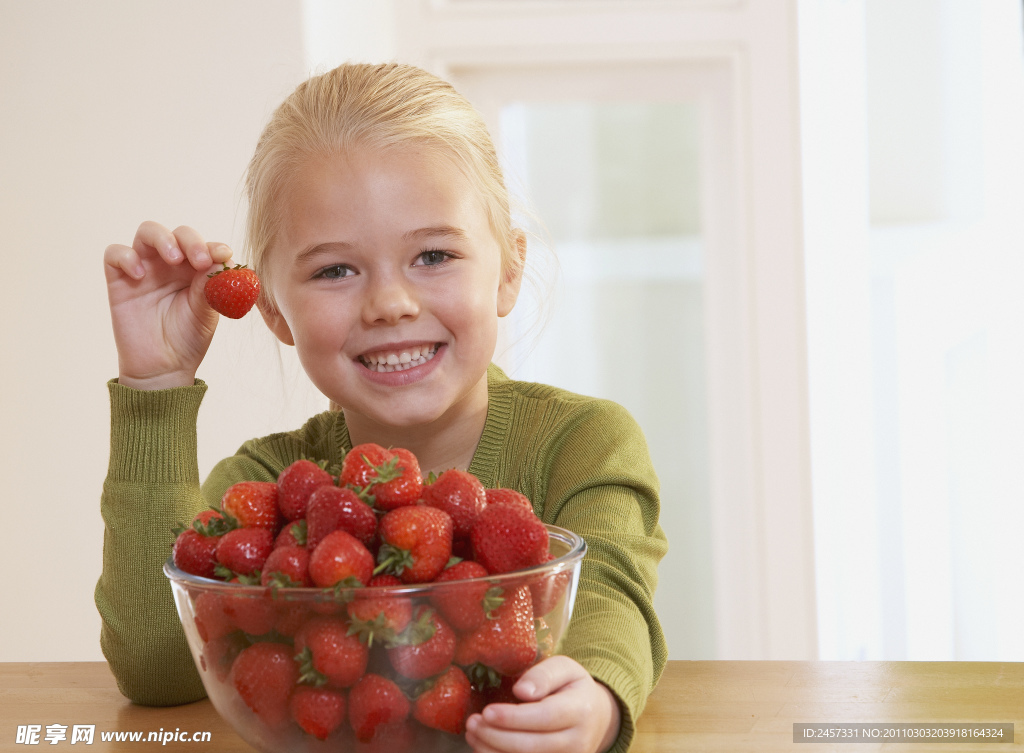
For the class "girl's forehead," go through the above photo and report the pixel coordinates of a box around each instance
[277,147,490,242]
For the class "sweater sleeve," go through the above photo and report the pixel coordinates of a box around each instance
[95,381,340,706]
[95,379,211,706]
[539,400,668,753]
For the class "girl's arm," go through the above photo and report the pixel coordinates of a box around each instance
[469,396,668,753]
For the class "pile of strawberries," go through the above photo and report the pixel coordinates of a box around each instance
[170,443,572,745]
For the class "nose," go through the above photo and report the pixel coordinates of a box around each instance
[361,270,420,326]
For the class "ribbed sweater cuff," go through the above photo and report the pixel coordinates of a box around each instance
[584,657,643,753]
[107,378,207,483]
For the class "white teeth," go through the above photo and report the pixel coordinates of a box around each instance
[361,344,439,372]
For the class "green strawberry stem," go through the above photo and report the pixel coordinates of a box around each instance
[373,543,414,577]
[294,647,329,687]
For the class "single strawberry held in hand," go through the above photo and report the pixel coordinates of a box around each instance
[205,263,260,319]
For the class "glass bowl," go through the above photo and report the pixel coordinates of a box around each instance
[164,524,585,753]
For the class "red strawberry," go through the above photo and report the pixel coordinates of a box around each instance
[348,673,411,742]
[470,503,548,575]
[222,577,277,636]
[341,443,392,488]
[386,606,456,680]
[193,591,234,643]
[529,552,572,616]
[260,545,311,588]
[365,448,423,511]
[229,642,299,727]
[199,631,248,682]
[290,685,346,740]
[346,574,413,647]
[484,487,534,513]
[275,601,313,637]
[220,481,281,531]
[306,486,377,551]
[413,665,472,735]
[172,528,221,579]
[431,560,504,632]
[277,459,335,521]
[294,615,369,688]
[205,263,260,319]
[274,519,308,549]
[308,529,375,588]
[421,469,486,540]
[215,527,274,577]
[455,585,536,677]
[375,506,453,584]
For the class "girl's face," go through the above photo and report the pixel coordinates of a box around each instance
[261,146,521,431]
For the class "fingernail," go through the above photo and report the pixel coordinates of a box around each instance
[519,681,535,697]
[195,251,210,266]
[165,245,182,261]
[133,264,145,278]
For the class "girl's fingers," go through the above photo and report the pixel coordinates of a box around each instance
[467,718,575,753]
[133,220,182,262]
[103,243,144,281]
[208,242,233,265]
[482,692,576,732]
[172,225,211,269]
[514,656,588,702]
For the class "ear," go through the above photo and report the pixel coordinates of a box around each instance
[497,230,527,318]
[258,297,295,346]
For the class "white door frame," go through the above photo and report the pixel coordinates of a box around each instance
[394,0,816,659]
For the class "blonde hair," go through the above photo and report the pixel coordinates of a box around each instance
[244,63,521,309]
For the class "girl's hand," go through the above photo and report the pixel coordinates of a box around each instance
[465,656,621,753]
[104,221,233,390]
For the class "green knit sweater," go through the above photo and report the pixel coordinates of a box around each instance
[96,364,667,753]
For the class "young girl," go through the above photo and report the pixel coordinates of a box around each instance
[98,63,666,753]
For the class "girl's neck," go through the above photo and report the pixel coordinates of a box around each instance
[341,378,489,475]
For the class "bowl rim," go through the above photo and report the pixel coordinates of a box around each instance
[164,522,586,598]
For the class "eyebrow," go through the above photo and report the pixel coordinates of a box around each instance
[295,226,468,265]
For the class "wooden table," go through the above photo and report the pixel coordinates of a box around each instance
[2,661,1021,751]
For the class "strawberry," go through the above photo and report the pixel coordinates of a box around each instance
[199,631,248,682]
[484,487,534,513]
[348,673,411,742]
[294,615,369,688]
[412,665,472,735]
[364,448,423,511]
[220,481,281,531]
[215,527,274,577]
[222,576,277,636]
[352,719,418,753]
[529,551,572,616]
[375,506,453,584]
[306,486,377,551]
[431,560,504,632]
[260,545,311,588]
[470,503,548,575]
[340,443,392,488]
[172,528,221,579]
[420,469,486,539]
[455,585,536,677]
[193,591,234,643]
[205,263,260,319]
[346,574,413,647]
[387,606,456,680]
[308,529,375,588]
[229,642,299,727]
[275,601,313,637]
[290,685,347,740]
[274,519,308,549]
[277,459,335,521]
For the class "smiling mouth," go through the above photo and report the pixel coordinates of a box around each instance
[357,343,441,373]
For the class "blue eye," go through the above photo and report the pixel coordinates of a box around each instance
[418,250,453,267]
[314,264,353,280]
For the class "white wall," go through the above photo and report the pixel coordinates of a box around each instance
[0,0,322,661]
